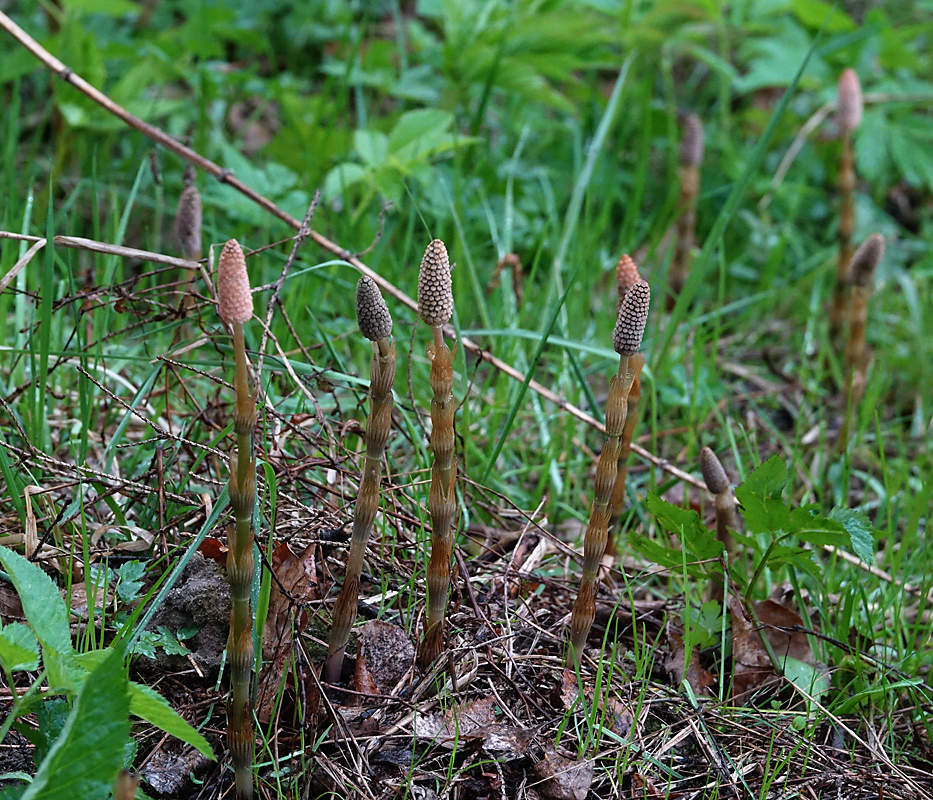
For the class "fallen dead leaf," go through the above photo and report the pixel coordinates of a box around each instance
[352,619,414,697]
[663,626,715,696]
[532,746,593,800]
[729,596,818,699]
[256,541,320,722]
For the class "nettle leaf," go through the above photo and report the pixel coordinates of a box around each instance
[0,548,74,687]
[646,494,724,561]
[0,623,39,672]
[128,683,214,759]
[762,545,819,578]
[788,507,850,548]
[735,456,790,534]
[22,647,129,800]
[829,508,876,564]
[388,109,456,162]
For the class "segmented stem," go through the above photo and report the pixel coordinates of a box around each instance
[607,352,645,554]
[417,326,458,670]
[568,358,636,668]
[228,322,256,800]
[325,337,396,684]
[830,135,856,336]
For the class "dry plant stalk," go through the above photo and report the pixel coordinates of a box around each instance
[829,69,863,337]
[667,113,703,310]
[568,279,650,667]
[324,277,396,684]
[415,239,458,670]
[218,239,256,800]
[699,446,739,600]
[839,234,885,447]
[175,165,202,309]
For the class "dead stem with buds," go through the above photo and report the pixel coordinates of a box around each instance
[325,277,396,685]
[415,239,458,671]
[568,279,650,668]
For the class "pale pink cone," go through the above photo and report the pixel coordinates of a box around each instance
[837,69,863,135]
[217,239,253,324]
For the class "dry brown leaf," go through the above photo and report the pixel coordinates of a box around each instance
[256,541,320,721]
[664,628,715,696]
[352,619,414,697]
[532,747,593,800]
[729,596,815,698]
[631,772,664,797]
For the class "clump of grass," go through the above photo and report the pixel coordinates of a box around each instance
[608,255,646,555]
[217,239,257,800]
[829,69,863,338]
[839,233,886,448]
[324,276,396,685]
[568,279,650,669]
[699,446,739,600]
[174,165,201,310]
[667,113,703,310]
[415,239,458,671]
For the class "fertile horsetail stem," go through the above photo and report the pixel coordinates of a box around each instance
[568,280,650,668]
[668,113,703,310]
[838,234,885,449]
[324,277,396,684]
[608,255,646,554]
[699,446,739,600]
[830,69,863,337]
[218,239,256,800]
[175,166,202,310]
[415,239,459,671]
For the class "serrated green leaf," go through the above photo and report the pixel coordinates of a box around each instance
[763,545,819,578]
[22,648,129,800]
[646,493,724,560]
[33,699,71,767]
[788,508,851,547]
[0,623,39,672]
[0,548,74,687]
[829,508,876,564]
[388,109,454,158]
[322,163,369,200]
[128,682,214,759]
[735,456,790,534]
[354,130,389,168]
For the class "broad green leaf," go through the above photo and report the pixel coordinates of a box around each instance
[791,0,856,32]
[788,508,850,548]
[128,683,214,759]
[762,545,819,578]
[781,656,831,713]
[0,548,73,686]
[65,0,138,15]
[354,130,389,169]
[0,623,39,672]
[646,494,724,560]
[735,456,790,534]
[322,163,369,200]
[388,109,453,158]
[627,533,709,579]
[22,648,129,800]
[829,508,876,564]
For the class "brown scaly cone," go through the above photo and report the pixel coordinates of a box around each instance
[324,277,396,685]
[568,280,650,668]
[415,239,459,671]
